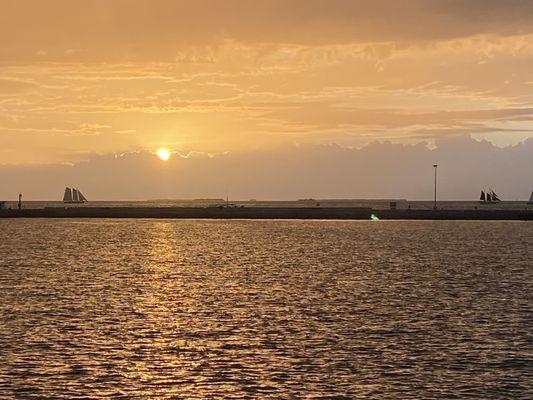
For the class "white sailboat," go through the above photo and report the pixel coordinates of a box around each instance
[63,187,88,204]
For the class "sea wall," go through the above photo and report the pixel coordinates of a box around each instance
[0,207,532,220]
[372,209,533,220]
[0,207,372,220]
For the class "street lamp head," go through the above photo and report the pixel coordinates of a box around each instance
[433,164,438,168]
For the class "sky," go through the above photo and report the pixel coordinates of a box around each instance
[1,0,533,199]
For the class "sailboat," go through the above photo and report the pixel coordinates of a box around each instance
[479,188,501,204]
[528,189,533,205]
[63,187,88,204]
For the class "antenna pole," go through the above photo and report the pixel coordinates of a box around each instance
[433,164,438,210]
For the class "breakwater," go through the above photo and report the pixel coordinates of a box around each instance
[373,209,533,220]
[0,206,532,220]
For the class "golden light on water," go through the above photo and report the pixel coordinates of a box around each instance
[156,149,171,161]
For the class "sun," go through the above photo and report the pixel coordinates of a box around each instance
[156,148,170,161]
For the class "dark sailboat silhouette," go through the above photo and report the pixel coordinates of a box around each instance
[479,188,501,204]
[63,187,88,204]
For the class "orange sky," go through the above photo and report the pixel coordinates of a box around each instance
[2,0,533,164]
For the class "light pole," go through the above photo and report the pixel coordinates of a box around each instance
[433,164,438,210]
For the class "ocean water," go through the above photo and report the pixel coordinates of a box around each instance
[0,219,531,399]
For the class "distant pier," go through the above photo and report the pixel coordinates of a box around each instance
[0,206,531,220]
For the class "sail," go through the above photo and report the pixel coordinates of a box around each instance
[63,187,72,202]
[491,191,501,202]
[486,192,492,202]
[78,190,88,202]
[72,188,80,202]
[480,190,486,202]
[529,191,533,203]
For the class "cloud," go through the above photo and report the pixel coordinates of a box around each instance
[1,136,532,201]
[1,2,533,164]
[3,1,533,63]
[0,77,38,93]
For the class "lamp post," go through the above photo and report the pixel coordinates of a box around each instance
[433,164,438,210]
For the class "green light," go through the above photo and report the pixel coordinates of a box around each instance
[371,214,380,221]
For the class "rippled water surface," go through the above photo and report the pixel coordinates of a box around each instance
[1,219,532,399]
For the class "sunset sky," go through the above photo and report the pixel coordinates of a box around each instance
[1,1,533,199]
